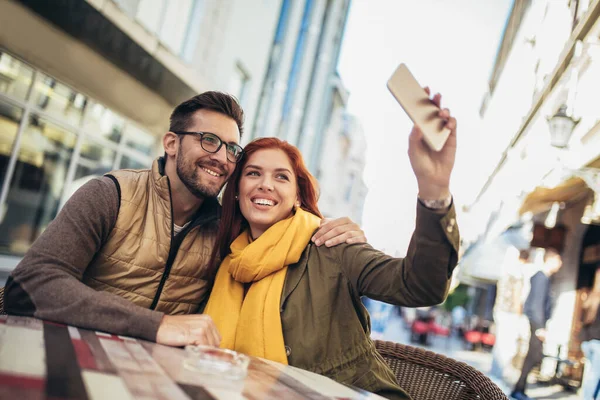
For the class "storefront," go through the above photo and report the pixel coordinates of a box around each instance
[0,50,159,267]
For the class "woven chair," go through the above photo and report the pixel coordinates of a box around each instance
[375,340,508,400]
[0,286,5,315]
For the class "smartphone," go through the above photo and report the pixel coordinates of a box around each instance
[387,63,451,151]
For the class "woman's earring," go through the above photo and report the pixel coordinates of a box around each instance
[295,201,300,210]
[235,195,239,200]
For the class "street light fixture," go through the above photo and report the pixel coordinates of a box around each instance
[547,104,580,148]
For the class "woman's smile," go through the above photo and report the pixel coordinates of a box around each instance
[238,148,299,239]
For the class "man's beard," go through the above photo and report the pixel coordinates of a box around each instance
[176,151,225,199]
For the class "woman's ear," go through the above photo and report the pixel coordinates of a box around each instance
[163,132,179,158]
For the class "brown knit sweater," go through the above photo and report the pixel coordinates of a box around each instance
[4,177,165,341]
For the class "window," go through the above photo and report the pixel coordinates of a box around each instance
[229,63,250,106]
[180,0,205,62]
[0,115,77,255]
[0,53,34,100]
[0,51,159,257]
[82,101,125,144]
[0,102,23,186]
[74,138,116,181]
[127,0,197,57]
[112,0,141,18]
[135,0,165,34]
[159,0,195,54]
[123,123,156,156]
[114,0,203,61]
[32,73,88,127]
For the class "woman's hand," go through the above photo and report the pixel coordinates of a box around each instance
[408,88,457,201]
[311,217,367,247]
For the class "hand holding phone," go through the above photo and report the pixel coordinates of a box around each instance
[387,63,451,151]
[386,63,457,201]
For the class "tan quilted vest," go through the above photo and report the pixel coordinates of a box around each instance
[83,158,218,315]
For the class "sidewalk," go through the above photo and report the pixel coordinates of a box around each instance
[378,310,581,400]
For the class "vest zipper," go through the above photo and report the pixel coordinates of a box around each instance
[150,177,177,310]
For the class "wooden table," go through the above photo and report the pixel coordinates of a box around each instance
[0,315,385,399]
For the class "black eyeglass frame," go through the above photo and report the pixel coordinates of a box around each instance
[173,131,244,163]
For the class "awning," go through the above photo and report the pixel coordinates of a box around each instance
[518,177,591,216]
[458,223,531,283]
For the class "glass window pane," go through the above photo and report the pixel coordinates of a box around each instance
[136,0,165,34]
[58,138,117,211]
[0,52,34,100]
[123,123,157,155]
[82,102,125,144]
[0,115,76,255]
[113,0,141,18]
[120,155,148,170]
[0,102,23,186]
[74,138,116,181]
[181,0,204,62]
[159,0,194,54]
[229,64,250,106]
[32,73,88,127]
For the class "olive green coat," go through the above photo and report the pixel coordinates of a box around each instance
[279,202,460,399]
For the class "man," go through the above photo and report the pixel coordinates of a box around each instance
[4,92,365,347]
[511,248,563,400]
[580,264,600,400]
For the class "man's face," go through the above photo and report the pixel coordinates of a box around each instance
[175,109,241,198]
[545,253,563,275]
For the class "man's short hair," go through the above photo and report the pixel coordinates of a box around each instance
[518,249,530,262]
[169,91,245,137]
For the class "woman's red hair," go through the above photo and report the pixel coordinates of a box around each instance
[208,137,322,277]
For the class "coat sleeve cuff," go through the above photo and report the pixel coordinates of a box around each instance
[415,200,460,255]
[128,309,164,342]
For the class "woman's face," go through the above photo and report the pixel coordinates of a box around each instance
[238,148,299,239]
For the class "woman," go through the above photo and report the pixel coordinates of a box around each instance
[204,100,459,399]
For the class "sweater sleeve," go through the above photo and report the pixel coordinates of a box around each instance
[4,177,164,341]
[337,201,459,307]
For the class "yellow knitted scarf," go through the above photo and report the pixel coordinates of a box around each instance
[204,208,320,364]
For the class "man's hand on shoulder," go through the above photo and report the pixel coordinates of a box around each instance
[311,217,366,247]
[156,314,221,347]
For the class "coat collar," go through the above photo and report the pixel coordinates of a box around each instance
[280,243,313,310]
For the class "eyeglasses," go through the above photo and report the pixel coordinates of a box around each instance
[173,131,244,163]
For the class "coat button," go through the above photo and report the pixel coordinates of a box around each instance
[449,218,456,226]
[285,345,291,356]
[447,225,454,233]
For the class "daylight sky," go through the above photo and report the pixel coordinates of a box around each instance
[338,0,514,254]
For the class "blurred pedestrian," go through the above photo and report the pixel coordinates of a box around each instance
[511,248,563,400]
[580,264,600,400]
[490,249,527,378]
[451,304,466,337]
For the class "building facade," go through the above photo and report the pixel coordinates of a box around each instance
[249,0,367,224]
[251,0,351,169]
[0,0,281,273]
[316,75,367,224]
[461,0,600,384]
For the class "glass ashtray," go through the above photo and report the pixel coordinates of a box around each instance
[183,345,250,380]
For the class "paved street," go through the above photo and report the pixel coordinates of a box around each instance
[377,310,582,400]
